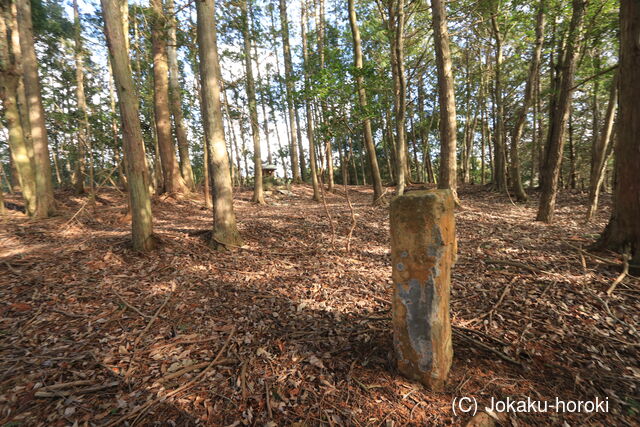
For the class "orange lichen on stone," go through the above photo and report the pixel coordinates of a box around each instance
[390,189,456,390]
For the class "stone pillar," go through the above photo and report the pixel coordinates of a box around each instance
[390,189,456,390]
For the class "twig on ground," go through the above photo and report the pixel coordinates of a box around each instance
[112,289,151,318]
[35,381,119,398]
[484,258,546,275]
[344,183,356,253]
[159,358,235,382]
[452,329,522,366]
[607,250,630,296]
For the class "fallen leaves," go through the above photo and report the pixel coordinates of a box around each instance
[0,185,637,425]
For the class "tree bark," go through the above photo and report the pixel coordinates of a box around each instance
[166,0,195,190]
[196,0,243,249]
[301,0,320,201]
[490,13,507,193]
[150,0,188,195]
[431,0,457,200]
[15,0,55,217]
[101,0,154,251]
[240,0,265,204]
[597,0,640,267]
[0,2,36,215]
[389,0,407,195]
[278,0,301,182]
[73,0,94,196]
[537,0,587,222]
[348,0,383,203]
[586,72,617,221]
[510,4,545,202]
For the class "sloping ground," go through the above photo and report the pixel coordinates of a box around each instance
[0,184,637,426]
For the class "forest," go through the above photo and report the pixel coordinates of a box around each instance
[0,0,638,424]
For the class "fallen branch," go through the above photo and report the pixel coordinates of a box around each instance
[35,381,119,398]
[344,183,356,253]
[607,250,630,296]
[452,329,522,366]
[159,358,235,382]
[484,258,546,275]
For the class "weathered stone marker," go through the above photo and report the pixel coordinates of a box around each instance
[390,189,456,390]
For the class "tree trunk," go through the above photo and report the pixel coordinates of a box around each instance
[73,0,94,196]
[15,0,55,217]
[431,0,457,200]
[166,0,195,190]
[389,0,407,195]
[101,0,154,251]
[301,0,320,201]
[278,0,301,182]
[196,0,243,249]
[347,0,383,203]
[0,3,36,215]
[536,0,587,222]
[490,13,508,193]
[510,4,545,201]
[586,72,617,221]
[598,0,640,267]
[150,0,188,195]
[240,0,264,204]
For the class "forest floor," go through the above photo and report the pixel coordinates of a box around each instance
[0,184,638,426]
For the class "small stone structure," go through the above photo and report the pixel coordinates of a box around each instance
[390,189,456,390]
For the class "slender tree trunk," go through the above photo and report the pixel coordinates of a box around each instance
[490,13,508,192]
[166,0,195,190]
[203,136,212,208]
[101,0,154,251]
[15,0,55,217]
[586,72,618,221]
[150,0,188,195]
[431,0,458,200]
[301,0,320,201]
[510,4,545,202]
[196,0,243,249]
[73,0,94,196]
[240,0,264,204]
[278,0,301,182]
[389,0,407,195]
[347,0,383,203]
[537,0,587,222]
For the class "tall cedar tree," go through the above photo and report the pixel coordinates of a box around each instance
[196,0,243,249]
[598,0,640,268]
[100,0,154,251]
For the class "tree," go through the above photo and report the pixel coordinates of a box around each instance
[150,0,188,195]
[347,0,383,204]
[431,0,457,200]
[586,71,617,221]
[278,0,301,182]
[240,0,264,204]
[536,0,587,222]
[388,0,408,195]
[597,0,639,267]
[0,0,36,216]
[301,0,320,202]
[196,0,243,249]
[166,0,195,191]
[100,0,154,251]
[15,0,55,217]
[509,3,545,202]
[72,0,93,196]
